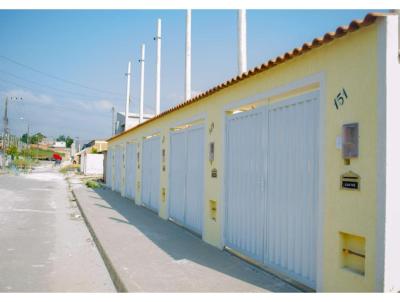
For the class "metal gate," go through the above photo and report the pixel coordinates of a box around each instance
[106,149,113,188]
[141,136,161,212]
[125,143,137,200]
[114,146,123,193]
[169,125,205,235]
[225,107,266,262]
[224,91,319,289]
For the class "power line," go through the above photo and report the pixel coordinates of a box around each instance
[0,69,118,100]
[0,54,124,97]
[0,76,118,103]
[1,92,111,117]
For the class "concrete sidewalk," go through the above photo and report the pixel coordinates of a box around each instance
[69,176,300,292]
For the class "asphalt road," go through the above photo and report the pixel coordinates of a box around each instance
[0,162,115,292]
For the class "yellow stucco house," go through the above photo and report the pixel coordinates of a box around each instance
[105,13,400,292]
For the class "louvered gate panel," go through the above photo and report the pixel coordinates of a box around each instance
[169,130,187,224]
[112,148,116,191]
[125,143,137,200]
[142,136,161,212]
[185,125,205,234]
[224,91,319,289]
[225,108,266,262]
[150,137,161,211]
[114,146,122,193]
[265,92,319,289]
[106,149,113,188]
[141,138,152,208]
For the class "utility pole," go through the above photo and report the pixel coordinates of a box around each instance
[124,61,132,131]
[3,97,9,137]
[185,9,192,101]
[139,43,145,124]
[154,18,162,115]
[238,9,247,74]
[27,122,30,150]
[112,106,115,136]
[2,96,22,168]
[2,97,9,169]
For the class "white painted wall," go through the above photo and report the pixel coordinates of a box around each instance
[376,14,400,292]
[82,153,104,175]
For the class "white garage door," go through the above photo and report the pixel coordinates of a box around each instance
[225,107,266,262]
[225,91,319,289]
[106,149,113,188]
[169,125,205,235]
[169,130,186,224]
[125,143,137,200]
[114,146,123,193]
[141,136,161,212]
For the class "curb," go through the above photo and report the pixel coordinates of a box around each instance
[68,179,128,293]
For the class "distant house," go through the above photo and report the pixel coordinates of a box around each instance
[81,139,108,153]
[53,141,66,148]
[74,139,108,176]
[115,112,153,134]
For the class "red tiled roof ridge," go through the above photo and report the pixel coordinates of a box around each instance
[108,12,384,143]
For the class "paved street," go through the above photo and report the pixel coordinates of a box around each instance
[0,162,115,292]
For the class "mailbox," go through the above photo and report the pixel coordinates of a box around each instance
[340,171,360,191]
[209,200,217,221]
[161,187,166,202]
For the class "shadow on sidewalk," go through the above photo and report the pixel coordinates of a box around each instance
[89,187,298,292]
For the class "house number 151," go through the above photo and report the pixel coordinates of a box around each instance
[334,88,348,110]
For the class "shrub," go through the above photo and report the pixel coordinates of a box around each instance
[85,179,102,189]
[59,164,80,174]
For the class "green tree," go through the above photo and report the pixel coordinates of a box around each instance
[56,135,66,142]
[30,133,45,144]
[6,144,18,159]
[21,133,28,144]
[65,136,74,148]
[56,135,73,148]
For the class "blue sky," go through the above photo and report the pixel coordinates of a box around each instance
[0,9,385,142]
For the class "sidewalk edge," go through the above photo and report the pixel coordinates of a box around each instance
[68,179,128,293]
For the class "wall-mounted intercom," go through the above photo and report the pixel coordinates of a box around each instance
[342,123,359,165]
[209,142,215,163]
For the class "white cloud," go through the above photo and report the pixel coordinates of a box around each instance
[95,99,114,111]
[2,88,54,105]
[73,99,115,113]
